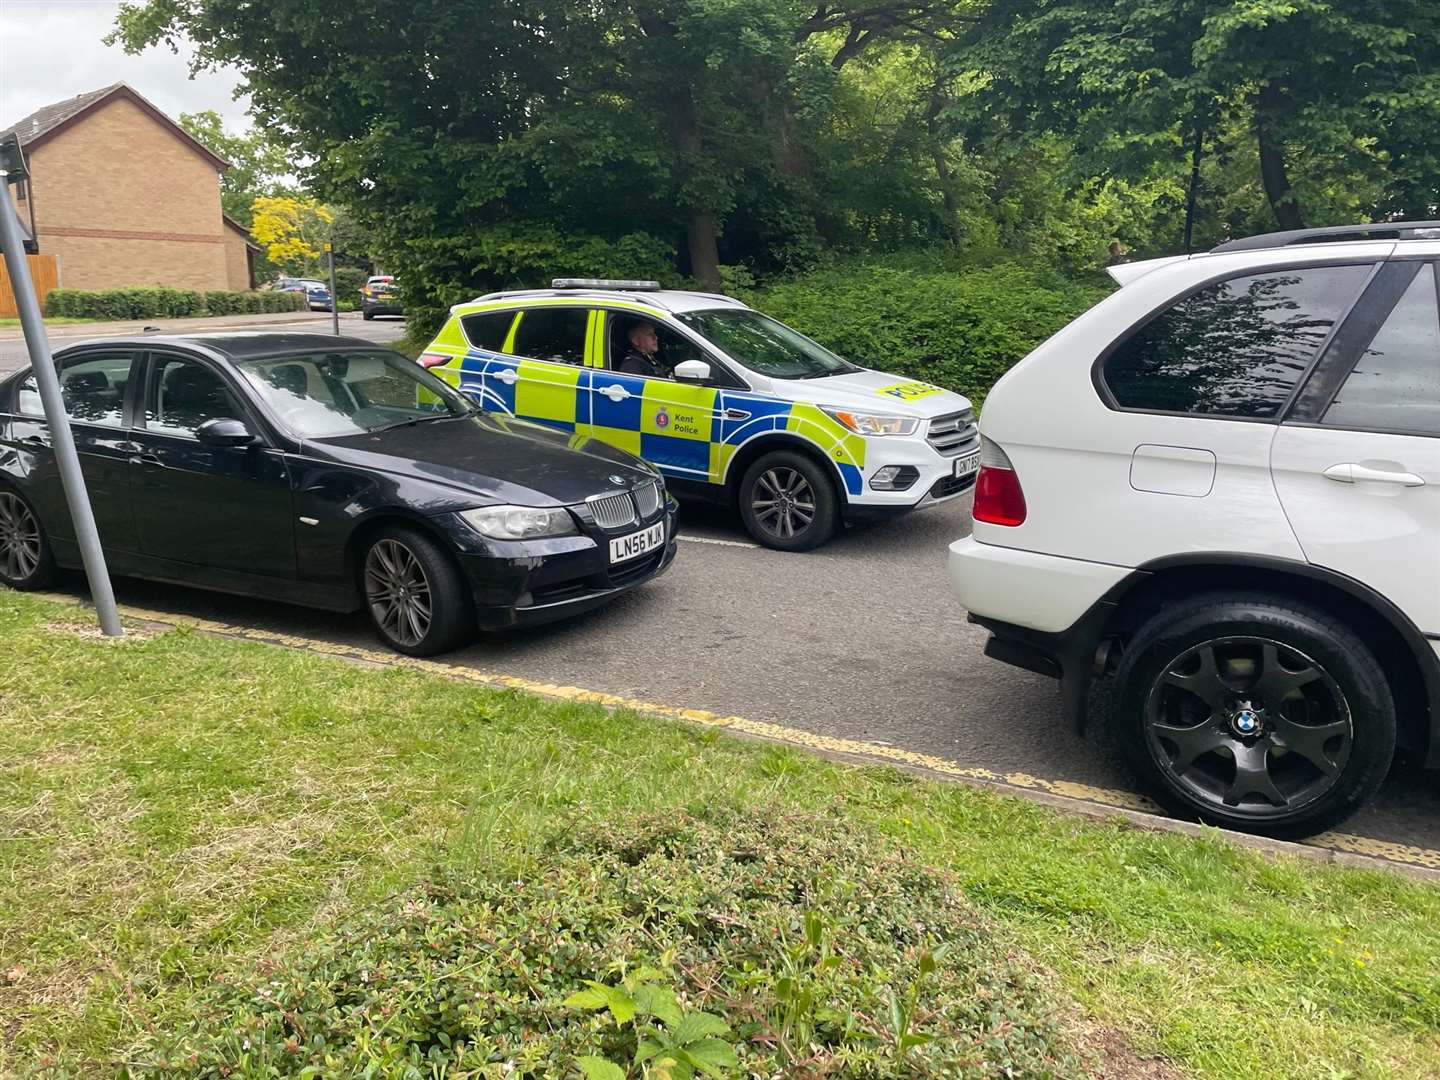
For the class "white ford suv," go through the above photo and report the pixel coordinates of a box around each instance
[950,221,1440,838]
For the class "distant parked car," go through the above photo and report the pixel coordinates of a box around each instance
[0,334,677,655]
[274,277,334,312]
[361,275,403,320]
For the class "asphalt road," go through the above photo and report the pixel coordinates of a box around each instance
[38,485,1440,861]
[0,311,407,373]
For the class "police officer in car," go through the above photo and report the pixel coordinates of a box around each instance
[618,321,670,378]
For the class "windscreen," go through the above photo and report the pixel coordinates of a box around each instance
[237,349,472,437]
[676,308,859,380]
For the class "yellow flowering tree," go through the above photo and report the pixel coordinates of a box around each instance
[250,197,334,277]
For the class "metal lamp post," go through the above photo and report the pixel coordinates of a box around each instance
[0,133,122,637]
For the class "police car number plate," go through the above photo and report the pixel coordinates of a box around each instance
[954,451,981,479]
[610,521,666,564]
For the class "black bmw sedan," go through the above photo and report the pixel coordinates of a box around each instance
[0,333,677,654]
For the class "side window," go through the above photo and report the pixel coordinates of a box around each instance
[510,308,587,365]
[1102,265,1371,418]
[461,311,516,352]
[1324,263,1440,434]
[17,351,135,427]
[146,357,246,439]
[607,316,707,379]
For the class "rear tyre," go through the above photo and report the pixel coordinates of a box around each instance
[362,305,374,321]
[0,488,56,591]
[737,450,839,552]
[360,525,473,656]
[1109,591,1395,839]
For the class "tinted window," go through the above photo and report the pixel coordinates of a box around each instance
[1325,264,1440,434]
[18,352,135,427]
[462,311,515,352]
[1103,266,1370,418]
[146,357,247,439]
[510,308,587,365]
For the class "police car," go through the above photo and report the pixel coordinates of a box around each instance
[418,280,978,550]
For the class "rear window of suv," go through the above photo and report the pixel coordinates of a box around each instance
[1101,265,1371,419]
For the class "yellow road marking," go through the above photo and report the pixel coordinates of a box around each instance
[42,595,1440,873]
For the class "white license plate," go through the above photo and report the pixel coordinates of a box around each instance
[609,520,666,564]
[954,451,981,479]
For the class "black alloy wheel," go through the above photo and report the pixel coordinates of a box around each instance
[1110,592,1396,838]
[0,489,55,590]
[1146,637,1352,817]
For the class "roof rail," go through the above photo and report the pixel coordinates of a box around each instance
[1213,220,1440,253]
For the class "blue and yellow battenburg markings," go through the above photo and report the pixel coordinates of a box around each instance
[422,303,868,495]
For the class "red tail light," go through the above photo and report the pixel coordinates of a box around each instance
[972,438,1027,527]
[417,353,450,369]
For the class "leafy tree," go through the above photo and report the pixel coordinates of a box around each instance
[250,196,333,276]
[942,0,1440,236]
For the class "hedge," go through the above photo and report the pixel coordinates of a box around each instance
[745,258,1113,405]
[45,286,308,321]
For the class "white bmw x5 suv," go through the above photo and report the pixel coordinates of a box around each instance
[950,221,1440,838]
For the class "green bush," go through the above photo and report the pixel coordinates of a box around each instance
[201,290,245,315]
[138,808,1082,1077]
[334,264,369,300]
[44,286,305,321]
[745,256,1113,405]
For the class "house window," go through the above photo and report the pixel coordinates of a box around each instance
[14,180,27,202]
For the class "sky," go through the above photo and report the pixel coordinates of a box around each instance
[0,0,250,134]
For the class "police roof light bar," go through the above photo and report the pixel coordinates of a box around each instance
[0,132,123,637]
[551,278,662,291]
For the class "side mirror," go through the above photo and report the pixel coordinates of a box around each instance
[195,417,257,447]
[673,359,711,383]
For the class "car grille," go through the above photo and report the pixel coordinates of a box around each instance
[927,410,979,457]
[633,479,662,520]
[586,490,638,530]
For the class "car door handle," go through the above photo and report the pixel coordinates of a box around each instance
[1323,463,1426,487]
[493,368,518,385]
[130,453,163,468]
[19,434,50,449]
[600,384,631,402]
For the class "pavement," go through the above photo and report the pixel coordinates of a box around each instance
[39,489,1440,870]
[0,310,407,372]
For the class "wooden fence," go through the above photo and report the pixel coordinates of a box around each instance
[0,254,59,318]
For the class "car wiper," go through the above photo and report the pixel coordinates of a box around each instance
[368,412,471,433]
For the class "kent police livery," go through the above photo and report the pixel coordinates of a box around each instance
[419,280,979,550]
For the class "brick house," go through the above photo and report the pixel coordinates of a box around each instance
[2,83,258,293]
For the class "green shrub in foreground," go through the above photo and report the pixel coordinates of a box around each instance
[138,808,1084,1078]
[45,286,307,320]
[747,260,1113,405]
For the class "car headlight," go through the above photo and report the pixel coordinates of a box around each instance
[460,505,577,540]
[820,406,919,437]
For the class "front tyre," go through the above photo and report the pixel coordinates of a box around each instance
[737,450,839,552]
[361,525,473,656]
[1110,592,1395,839]
[0,488,56,590]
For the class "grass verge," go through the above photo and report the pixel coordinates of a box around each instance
[1,591,1436,1077]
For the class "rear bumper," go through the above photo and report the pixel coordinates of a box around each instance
[364,300,403,315]
[949,536,1136,729]
[441,501,679,630]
